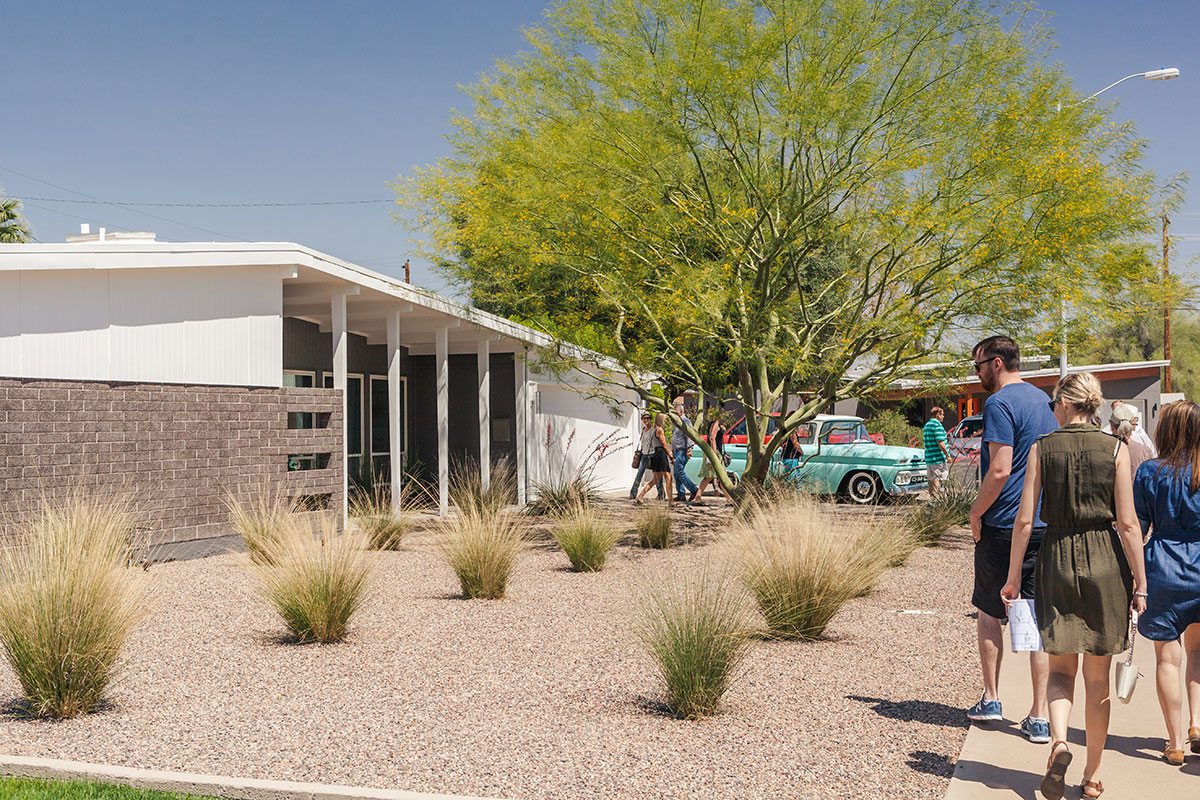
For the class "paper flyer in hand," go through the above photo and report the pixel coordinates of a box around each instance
[1008,598,1042,652]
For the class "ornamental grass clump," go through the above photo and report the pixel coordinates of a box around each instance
[636,508,672,549]
[725,497,913,640]
[349,484,411,551]
[553,510,621,572]
[437,505,526,599]
[0,495,146,719]
[449,457,515,516]
[244,516,375,644]
[225,483,300,566]
[907,479,976,546]
[636,567,755,719]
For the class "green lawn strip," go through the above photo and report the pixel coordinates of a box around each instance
[0,776,222,800]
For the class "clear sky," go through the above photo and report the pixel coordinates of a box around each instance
[4,1,1198,293]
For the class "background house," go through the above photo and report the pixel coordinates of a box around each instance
[0,229,638,544]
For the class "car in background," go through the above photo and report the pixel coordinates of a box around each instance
[685,414,927,503]
[948,413,983,482]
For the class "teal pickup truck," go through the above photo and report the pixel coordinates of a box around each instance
[684,414,927,503]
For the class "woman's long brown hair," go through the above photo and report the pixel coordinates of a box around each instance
[1154,400,1200,493]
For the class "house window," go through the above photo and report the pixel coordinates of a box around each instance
[369,375,406,477]
[324,374,364,475]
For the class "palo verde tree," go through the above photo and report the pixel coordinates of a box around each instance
[399,0,1165,494]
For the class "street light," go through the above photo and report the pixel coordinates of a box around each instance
[1057,67,1181,379]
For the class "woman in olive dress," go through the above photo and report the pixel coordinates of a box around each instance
[1001,372,1148,799]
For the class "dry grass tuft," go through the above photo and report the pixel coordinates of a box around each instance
[636,508,672,548]
[350,484,411,551]
[724,497,913,640]
[243,515,375,644]
[436,505,526,600]
[449,458,516,517]
[635,566,756,719]
[224,482,307,565]
[906,479,976,546]
[553,510,621,572]
[0,494,146,718]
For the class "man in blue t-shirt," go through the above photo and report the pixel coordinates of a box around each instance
[965,336,1057,743]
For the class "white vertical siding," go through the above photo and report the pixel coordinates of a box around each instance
[0,272,20,375]
[0,266,282,386]
[526,372,639,493]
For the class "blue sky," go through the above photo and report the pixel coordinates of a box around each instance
[4,1,1198,293]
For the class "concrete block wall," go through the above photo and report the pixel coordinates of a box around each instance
[0,377,343,545]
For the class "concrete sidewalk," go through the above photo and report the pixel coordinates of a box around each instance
[945,630,1197,798]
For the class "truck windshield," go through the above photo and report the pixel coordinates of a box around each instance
[819,421,873,444]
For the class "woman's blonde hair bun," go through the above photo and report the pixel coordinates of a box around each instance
[1052,372,1104,415]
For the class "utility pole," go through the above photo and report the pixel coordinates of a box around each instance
[1164,215,1172,393]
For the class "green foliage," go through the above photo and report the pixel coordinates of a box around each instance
[399,0,1165,495]
[635,568,755,719]
[244,516,375,644]
[0,188,31,243]
[0,495,146,719]
[865,409,922,447]
[907,480,976,546]
[0,777,220,800]
[553,510,622,571]
[724,498,913,639]
[1078,304,1200,401]
[636,508,672,548]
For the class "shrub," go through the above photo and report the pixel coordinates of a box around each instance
[449,457,516,516]
[553,511,621,572]
[724,497,913,639]
[349,484,411,551]
[528,475,603,517]
[864,408,923,447]
[526,426,625,516]
[244,516,375,644]
[636,567,755,719]
[636,508,672,549]
[0,495,146,719]
[906,478,976,546]
[437,506,526,599]
[225,483,303,566]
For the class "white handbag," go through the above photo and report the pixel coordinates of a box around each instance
[1115,611,1139,704]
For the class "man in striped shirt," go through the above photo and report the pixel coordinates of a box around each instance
[923,406,951,496]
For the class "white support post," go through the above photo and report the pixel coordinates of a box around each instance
[477,337,491,493]
[386,310,403,514]
[331,293,349,524]
[515,351,527,506]
[436,325,450,516]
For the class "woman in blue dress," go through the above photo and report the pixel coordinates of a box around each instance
[1132,400,1200,766]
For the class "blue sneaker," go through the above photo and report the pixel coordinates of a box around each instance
[966,695,1003,722]
[1020,716,1051,743]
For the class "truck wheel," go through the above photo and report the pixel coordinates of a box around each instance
[844,471,882,504]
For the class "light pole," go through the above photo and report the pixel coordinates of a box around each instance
[1056,67,1180,380]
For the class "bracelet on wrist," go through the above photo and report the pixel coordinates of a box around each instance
[1133,591,1148,598]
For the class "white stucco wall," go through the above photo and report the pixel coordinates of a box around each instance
[0,266,283,386]
[524,369,640,494]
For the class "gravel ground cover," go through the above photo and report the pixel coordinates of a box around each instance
[0,502,978,800]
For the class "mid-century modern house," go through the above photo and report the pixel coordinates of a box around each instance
[0,229,638,544]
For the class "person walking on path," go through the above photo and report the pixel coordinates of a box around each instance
[630,412,664,500]
[1118,401,1159,458]
[1002,372,1148,799]
[966,336,1054,742]
[693,410,728,505]
[635,413,674,505]
[670,398,700,504]
[1109,404,1154,483]
[923,406,951,496]
[1132,400,1200,766]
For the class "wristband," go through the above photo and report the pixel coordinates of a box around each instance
[1133,591,1148,598]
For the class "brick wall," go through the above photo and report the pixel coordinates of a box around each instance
[0,377,343,545]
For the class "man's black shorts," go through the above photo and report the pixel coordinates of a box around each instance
[972,524,1044,620]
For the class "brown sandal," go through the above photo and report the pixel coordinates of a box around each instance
[1080,779,1104,798]
[1189,726,1200,754]
[1164,744,1185,766]
[1039,741,1071,800]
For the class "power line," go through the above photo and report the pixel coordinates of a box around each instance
[21,196,393,208]
[0,164,239,241]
